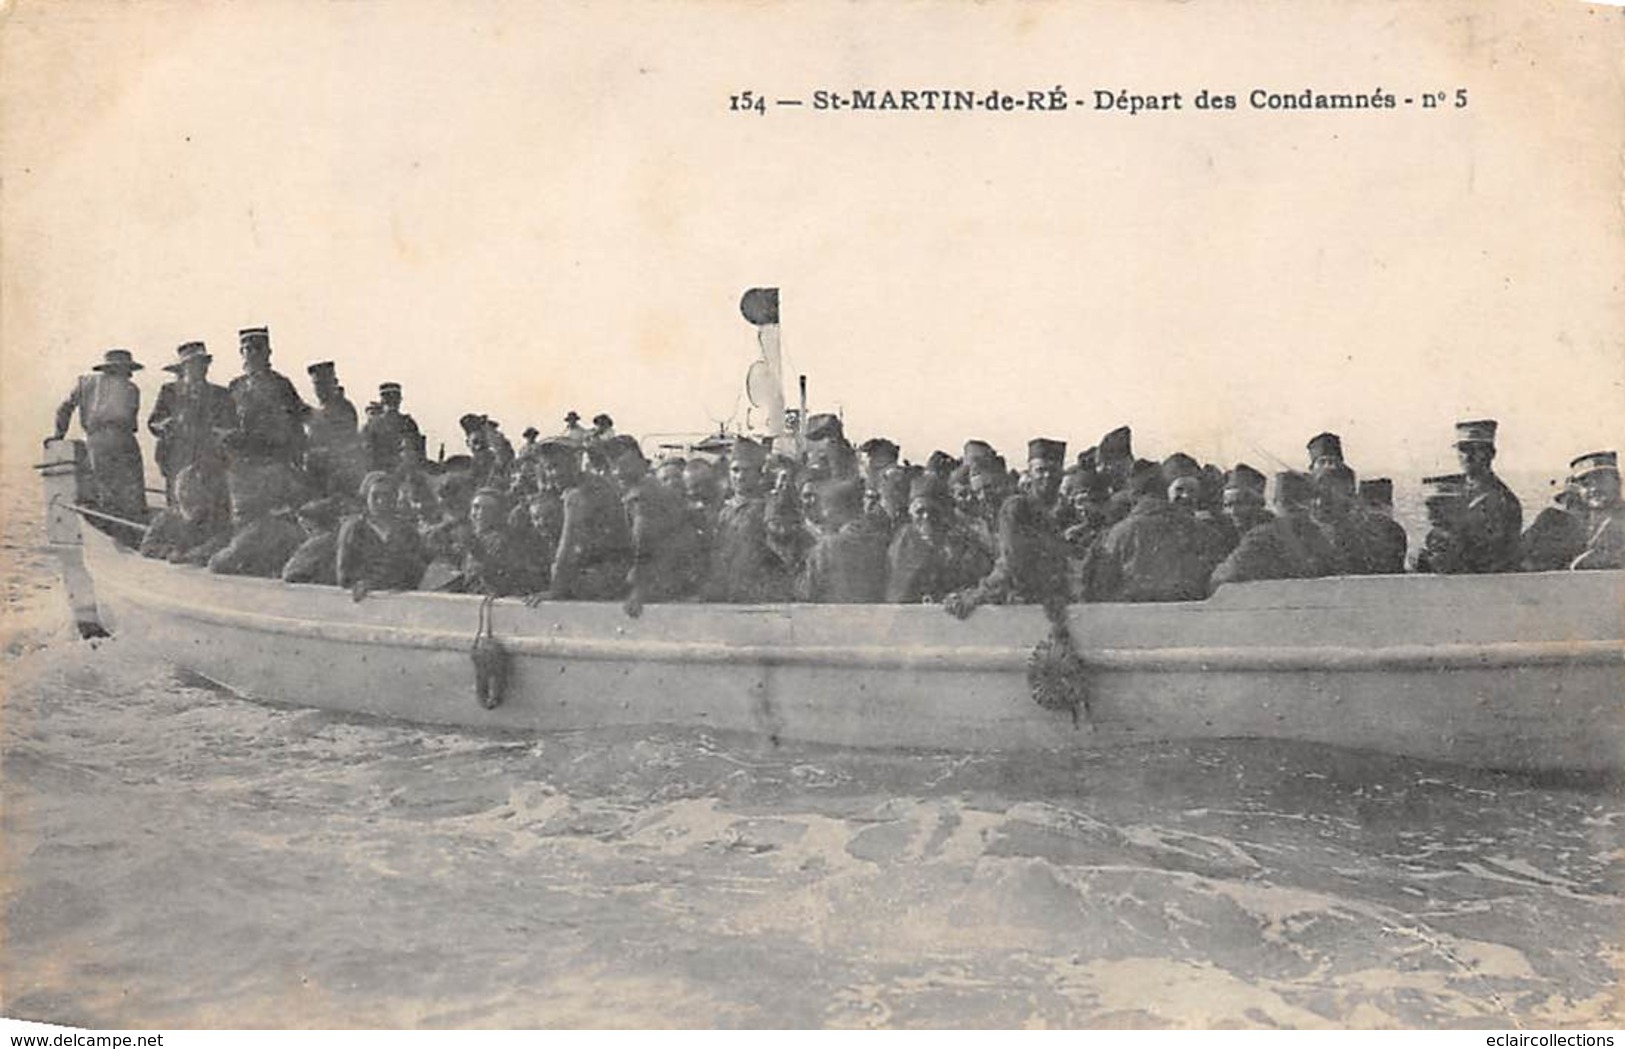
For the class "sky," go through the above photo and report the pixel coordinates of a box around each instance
[2,0,1621,482]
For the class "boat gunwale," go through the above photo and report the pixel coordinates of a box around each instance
[87,532,1625,674]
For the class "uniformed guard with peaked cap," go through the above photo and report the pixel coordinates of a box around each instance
[1569,451,1625,570]
[1447,417,1521,573]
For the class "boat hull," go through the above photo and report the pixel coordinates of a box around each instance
[80,526,1625,773]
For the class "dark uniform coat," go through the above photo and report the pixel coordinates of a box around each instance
[549,474,633,600]
[459,526,542,596]
[208,515,306,578]
[148,378,235,500]
[1519,506,1589,572]
[1210,512,1337,590]
[885,524,992,604]
[362,409,422,473]
[335,514,428,591]
[1455,473,1523,573]
[227,368,308,466]
[304,394,367,499]
[797,521,889,603]
[281,530,340,585]
[706,494,795,603]
[1083,497,1210,603]
[1359,513,1409,575]
[139,508,230,565]
[1574,503,1625,570]
[963,493,1072,609]
[624,478,705,603]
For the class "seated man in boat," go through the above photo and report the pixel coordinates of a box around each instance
[336,470,429,598]
[1095,426,1135,502]
[1450,419,1522,573]
[139,463,232,566]
[613,440,705,616]
[1209,471,1336,590]
[1306,432,1346,478]
[524,438,633,602]
[394,432,442,529]
[682,459,724,544]
[946,437,1072,618]
[1220,464,1274,538]
[802,413,858,483]
[1355,478,1409,574]
[461,413,516,489]
[280,496,344,586]
[452,487,540,596]
[796,479,889,603]
[1413,474,1470,573]
[1311,463,1379,575]
[1175,472,1237,578]
[887,474,993,603]
[1518,474,1588,571]
[703,437,797,602]
[1081,464,1210,603]
[1570,451,1625,571]
[207,465,307,578]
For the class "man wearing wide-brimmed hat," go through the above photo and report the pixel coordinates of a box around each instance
[52,348,150,522]
[1451,418,1522,573]
[147,342,234,506]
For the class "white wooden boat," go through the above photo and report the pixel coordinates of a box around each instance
[38,440,1625,773]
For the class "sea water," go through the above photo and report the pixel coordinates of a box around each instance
[2,470,1619,1028]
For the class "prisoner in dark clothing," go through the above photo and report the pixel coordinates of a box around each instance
[53,349,149,523]
[947,437,1072,618]
[797,479,889,603]
[704,438,795,603]
[1312,464,1379,575]
[1352,478,1409,574]
[1520,475,1589,571]
[1083,472,1210,603]
[1413,474,1470,574]
[336,471,429,597]
[280,498,344,585]
[615,443,705,615]
[454,488,539,596]
[526,440,633,601]
[208,460,305,579]
[1209,471,1337,590]
[886,475,992,604]
[140,463,232,565]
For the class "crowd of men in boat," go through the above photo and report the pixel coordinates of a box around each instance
[50,331,1625,616]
